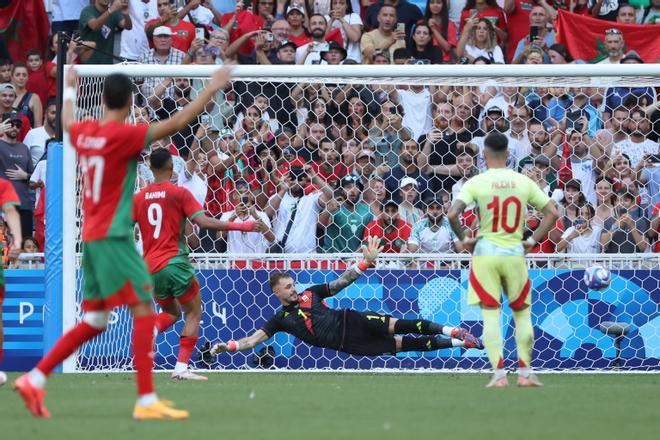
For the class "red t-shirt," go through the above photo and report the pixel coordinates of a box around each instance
[310,162,348,186]
[363,218,412,253]
[0,177,20,209]
[145,18,196,52]
[70,120,151,242]
[459,6,508,34]
[220,10,265,55]
[133,181,204,273]
[27,68,49,112]
[431,20,458,63]
[45,61,57,99]
[289,30,311,48]
[505,0,534,62]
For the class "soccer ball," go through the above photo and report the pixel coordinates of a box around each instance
[0,371,7,387]
[583,265,611,290]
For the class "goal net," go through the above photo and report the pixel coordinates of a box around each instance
[59,64,660,372]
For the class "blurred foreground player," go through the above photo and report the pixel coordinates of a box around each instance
[133,148,267,380]
[211,236,483,358]
[0,177,22,385]
[447,132,559,388]
[14,66,232,419]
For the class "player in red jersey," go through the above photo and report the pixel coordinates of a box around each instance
[14,66,232,420]
[133,148,267,381]
[0,177,22,385]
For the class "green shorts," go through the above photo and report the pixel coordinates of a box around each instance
[152,258,199,306]
[467,255,531,310]
[81,238,153,311]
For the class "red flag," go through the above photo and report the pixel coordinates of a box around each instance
[555,10,660,64]
[0,0,50,62]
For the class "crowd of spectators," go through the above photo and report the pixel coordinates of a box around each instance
[0,0,659,263]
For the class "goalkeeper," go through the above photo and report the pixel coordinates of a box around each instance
[212,236,483,357]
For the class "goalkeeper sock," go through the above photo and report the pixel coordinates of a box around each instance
[481,307,504,372]
[394,319,445,335]
[512,306,534,374]
[155,313,176,333]
[401,336,458,352]
[35,322,103,378]
[132,315,156,397]
[175,335,198,373]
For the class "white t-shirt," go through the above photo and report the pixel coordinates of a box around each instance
[180,5,215,25]
[325,13,363,62]
[472,134,525,171]
[295,43,327,65]
[120,0,159,60]
[177,167,208,207]
[612,138,658,169]
[220,210,273,254]
[51,0,88,21]
[22,126,50,165]
[271,191,322,253]
[570,156,598,206]
[29,160,47,209]
[408,217,458,253]
[561,225,603,253]
[465,45,505,64]
[398,88,432,141]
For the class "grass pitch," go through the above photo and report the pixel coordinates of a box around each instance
[0,372,657,440]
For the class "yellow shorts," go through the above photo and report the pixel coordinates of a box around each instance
[467,256,531,310]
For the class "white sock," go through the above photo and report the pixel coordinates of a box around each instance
[442,326,454,337]
[28,369,47,389]
[174,362,188,374]
[518,367,532,378]
[493,368,507,380]
[137,393,158,407]
[451,338,464,347]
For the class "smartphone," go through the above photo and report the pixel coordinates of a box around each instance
[619,207,628,215]
[397,23,405,32]
[265,32,274,42]
[195,27,205,41]
[200,114,210,124]
[470,8,478,17]
[530,26,539,41]
[648,153,660,163]
[316,42,329,52]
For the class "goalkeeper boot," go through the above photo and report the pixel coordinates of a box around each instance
[451,328,484,349]
[14,374,51,418]
[133,400,190,420]
[171,370,208,381]
[517,373,543,387]
[485,374,509,388]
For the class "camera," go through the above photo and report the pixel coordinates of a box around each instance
[265,32,274,42]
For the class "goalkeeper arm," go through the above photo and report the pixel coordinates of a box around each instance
[211,330,269,355]
[326,236,383,296]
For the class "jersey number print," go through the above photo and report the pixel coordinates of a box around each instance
[80,155,105,204]
[147,202,163,239]
[486,196,522,233]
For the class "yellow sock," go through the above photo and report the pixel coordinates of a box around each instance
[481,307,503,370]
[512,306,534,368]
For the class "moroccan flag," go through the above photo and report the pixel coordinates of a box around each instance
[556,10,660,64]
[0,0,50,62]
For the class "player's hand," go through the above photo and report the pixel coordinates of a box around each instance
[209,67,232,93]
[210,342,228,355]
[65,66,78,89]
[362,235,383,265]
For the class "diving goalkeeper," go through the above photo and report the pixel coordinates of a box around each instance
[211,236,483,357]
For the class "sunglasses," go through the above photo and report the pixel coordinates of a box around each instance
[605,28,622,35]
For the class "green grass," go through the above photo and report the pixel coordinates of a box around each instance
[0,372,658,440]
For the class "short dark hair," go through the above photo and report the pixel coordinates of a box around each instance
[46,96,57,109]
[26,48,42,59]
[103,73,133,110]
[484,132,508,152]
[269,272,293,290]
[392,48,411,61]
[319,137,335,147]
[528,118,544,128]
[149,148,172,170]
[0,58,11,67]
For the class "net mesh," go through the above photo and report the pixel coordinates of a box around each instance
[69,68,660,372]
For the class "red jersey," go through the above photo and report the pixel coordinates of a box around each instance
[431,20,458,62]
[145,18,196,52]
[133,181,204,273]
[220,10,265,55]
[363,219,412,253]
[0,177,20,209]
[45,61,57,99]
[459,6,507,34]
[310,162,348,186]
[70,120,151,242]
[505,0,534,63]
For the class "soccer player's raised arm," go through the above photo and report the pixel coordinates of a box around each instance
[149,68,232,142]
[210,330,269,355]
[61,68,78,133]
[327,236,383,296]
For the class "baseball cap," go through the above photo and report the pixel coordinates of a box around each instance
[2,112,22,123]
[533,155,550,167]
[486,105,505,115]
[286,3,305,15]
[620,50,644,64]
[565,179,581,191]
[321,41,347,60]
[0,83,16,94]
[383,199,399,209]
[278,39,297,51]
[153,26,173,37]
[399,177,419,189]
[340,174,363,190]
[356,149,375,161]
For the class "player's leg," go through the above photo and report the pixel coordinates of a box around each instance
[152,266,181,333]
[468,256,508,387]
[388,317,483,349]
[172,278,207,380]
[502,258,541,387]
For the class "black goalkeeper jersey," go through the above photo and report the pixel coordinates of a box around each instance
[261,284,345,350]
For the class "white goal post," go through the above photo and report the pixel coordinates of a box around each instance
[54,64,660,373]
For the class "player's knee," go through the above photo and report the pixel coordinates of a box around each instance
[83,311,110,329]
[394,336,402,353]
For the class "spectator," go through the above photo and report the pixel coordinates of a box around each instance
[51,0,89,34]
[364,0,423,36]
[219,192,276,253]
[637,0,660,24]
[372,49,391,64]
[456,18,504,64]
[594,176,617,227]
[139,27,189,105]
[518,118,561,175]
[556,203,603,253]
[424,0,457,62]
[25,50,49,112]
[472,106,526,171]
[449,145,478,204]
[11,64,43,129]
[326,0,363,63]
[23,97,56,165]
[391,85,432,141]
[459,0,507,42]
[190,47,234,134]
[601,189,650,252]
[363,176,387,217]
[178,124,210,206]
[321,175,373,252]
[360,5,406,64]
[0,112,34,238]
[511,6,555,64]
[353,149,377,188]
[207,28,232,64]
[29,138,49,251]
[257,38,297,64]
[0,84,30,141]
[596,106,629,153]
[407,21,444,64]
[285,4,311,47]
[311,137,349,186]
[362,199,412,253]
[370,100,411,168]
[405,196,460,254]
[507,104,532,153]
[562,88,602,138]
[321,40,348,64]
[547,43,576,64]
[520,47,545,64]
[503,0,533,63]
[616,2,637,23]
[638,153,660,213]
[146,0,196,53]
[598,28,625,64]
[381,139,433,203]
[266,164,333,253]
[295,14,330,64]
[79,0,132,64]
[589,0,622,21]
[179,0,224,26]
[120,0,159,62]
[0,59,11,83]
[611,107,658,168]
[398,177,424,224]
[340,93,374,141]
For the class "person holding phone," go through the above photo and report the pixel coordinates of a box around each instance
[511,6,555,64]
[177,0,224,27]
[556,204,603,253]
[79,0,133,65]
[145,0,197,52]
[458,0,507,43]
[219,192,275,253]
[601,190,650,253]
[360,5,406,64]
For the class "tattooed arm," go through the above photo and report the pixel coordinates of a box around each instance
[327,236,383,296]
